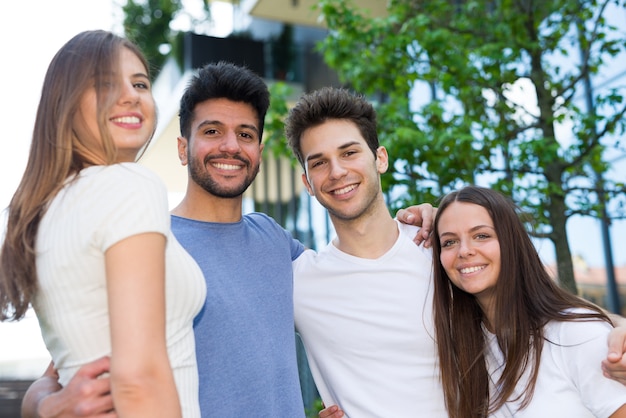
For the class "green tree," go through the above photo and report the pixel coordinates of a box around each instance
[119,1,295,139]
[317,0,626,293]
[122,0,211,78]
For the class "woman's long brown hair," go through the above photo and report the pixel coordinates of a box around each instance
[432,185,611,417]
[0,30,150,321]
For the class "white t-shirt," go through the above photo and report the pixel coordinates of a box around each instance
[485,311,626,417]
[33,163,206,417]
[294,221,446,417]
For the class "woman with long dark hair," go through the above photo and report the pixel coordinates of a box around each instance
[433,185,626,417]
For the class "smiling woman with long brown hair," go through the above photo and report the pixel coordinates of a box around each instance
[0,30,205,417]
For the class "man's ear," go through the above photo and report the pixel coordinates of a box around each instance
[177,136,188,166]
[301,172,313,196]
[376,146,389,174]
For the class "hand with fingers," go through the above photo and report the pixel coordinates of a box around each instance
[22,356,116,418]
[318,404,344,418]
[603,321,626,386]
[396,203,437,247]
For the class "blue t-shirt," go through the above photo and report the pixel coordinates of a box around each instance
[171,213,306,417]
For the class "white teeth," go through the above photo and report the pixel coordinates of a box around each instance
[333,184,356,195]
[212,162,241,171]
[111,116,140,124]
[460,265,485,274]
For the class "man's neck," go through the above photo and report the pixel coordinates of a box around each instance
[171,185,243,223]
[331,205,399,259]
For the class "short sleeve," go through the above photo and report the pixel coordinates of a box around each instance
[552,318,626,416]
[91,164,170,251]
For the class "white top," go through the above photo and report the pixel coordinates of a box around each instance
[33,163,206,417]
[485,311,626,417]
[293,221,446,417]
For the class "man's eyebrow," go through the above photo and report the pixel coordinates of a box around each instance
[305,141,362,163]
[196,120,223,130]
[195,120,259,135]
[305,152,322,163]
[239,123,260,135]
[338,141,361,150]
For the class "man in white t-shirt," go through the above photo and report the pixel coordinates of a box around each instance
[285,86,446,417]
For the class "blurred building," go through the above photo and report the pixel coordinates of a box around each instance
[558,256,626,316]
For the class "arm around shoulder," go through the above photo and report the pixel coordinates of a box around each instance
[395,203,437,246]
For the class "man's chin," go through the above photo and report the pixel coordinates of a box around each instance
[204,183,252,199]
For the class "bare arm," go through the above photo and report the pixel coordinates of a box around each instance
[105,232,181,417]
[395,203,437,247]
[21,358,115,418]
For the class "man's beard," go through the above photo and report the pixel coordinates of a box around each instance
[188,153,260,198]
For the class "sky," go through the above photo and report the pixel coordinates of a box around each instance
[0,0,624,377]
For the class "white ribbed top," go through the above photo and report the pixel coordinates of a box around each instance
[33,163,205,417]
